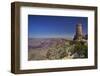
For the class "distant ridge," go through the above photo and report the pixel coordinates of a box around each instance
[28,37,73,41]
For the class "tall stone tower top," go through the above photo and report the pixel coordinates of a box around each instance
[76,23,83,36]
[73,23,84,41]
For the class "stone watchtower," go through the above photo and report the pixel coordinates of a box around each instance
[73,23,84,41]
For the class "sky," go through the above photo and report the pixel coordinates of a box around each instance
[28,15,87,39]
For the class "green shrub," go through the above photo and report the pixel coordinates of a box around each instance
[74,42,88,58]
